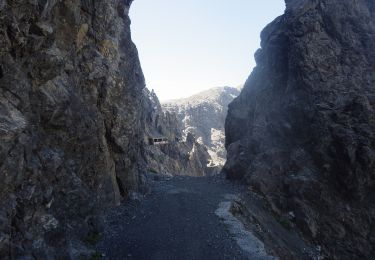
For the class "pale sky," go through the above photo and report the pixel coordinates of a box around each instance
[130,1,285,101]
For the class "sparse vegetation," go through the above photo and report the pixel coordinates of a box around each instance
[278,217,292,230]
[149,168,159,174]
[269,209,293,231]
[90,251,102,260]
[85,232,102,246]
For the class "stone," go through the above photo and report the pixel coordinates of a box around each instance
[40,214,59,231]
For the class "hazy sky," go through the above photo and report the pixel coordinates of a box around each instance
[130,1,285,101]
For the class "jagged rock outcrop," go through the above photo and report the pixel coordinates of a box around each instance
[224,0,375,259]
[0,0,145,258]
[143,88,213,177]
[163,86,240,166]
[145,132,213,177]
[143,88,181,142]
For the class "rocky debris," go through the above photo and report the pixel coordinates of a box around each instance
[163,86,240,166]
[224,0,375,259]
[143,88,215,177]
[0,0,146,258]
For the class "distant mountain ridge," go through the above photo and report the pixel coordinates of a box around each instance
[162,86,240,166]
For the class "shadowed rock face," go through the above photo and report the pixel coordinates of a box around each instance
[224,0,375,258]
[0,0,145,258]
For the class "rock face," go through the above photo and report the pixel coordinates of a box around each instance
[224,0,375,259]
[145,132,213,177]
[143,88,181,142]
[163,86,240,166]
[0,0,146,258]
[143,88,213,177]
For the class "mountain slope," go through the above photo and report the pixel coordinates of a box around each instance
[163,86,240,166]
[142,88,213,177]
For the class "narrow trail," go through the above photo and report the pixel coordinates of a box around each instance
[98,174,275,260]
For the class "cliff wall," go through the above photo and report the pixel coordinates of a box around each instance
[224,0,375,258]
[0,0,145,257]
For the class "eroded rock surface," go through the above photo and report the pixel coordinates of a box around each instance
[0,0,145,258]
[224,0,375,259]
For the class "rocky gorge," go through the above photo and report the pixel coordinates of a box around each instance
[0,0,374,259]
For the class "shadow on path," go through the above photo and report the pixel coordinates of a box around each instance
[97,174,275,260]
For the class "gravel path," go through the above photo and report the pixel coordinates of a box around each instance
[97,174,275,260]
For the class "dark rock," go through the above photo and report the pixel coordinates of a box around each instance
[224,0,375,259]
[0,0,145,257]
